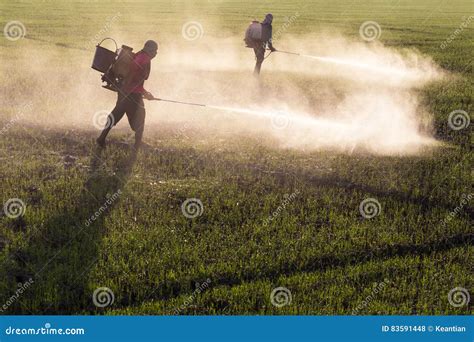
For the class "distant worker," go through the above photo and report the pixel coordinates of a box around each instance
[244,13,277,76]
[96,40,158,150]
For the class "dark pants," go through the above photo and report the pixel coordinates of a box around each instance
[253,43,266,75]
[111,93,145,133]
[97,92,146,147]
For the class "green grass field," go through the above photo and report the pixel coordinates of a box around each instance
[0,0,472,315]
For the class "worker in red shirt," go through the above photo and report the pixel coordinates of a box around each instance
[97,40,158,149]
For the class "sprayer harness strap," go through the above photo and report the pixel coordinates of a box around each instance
[263,51,273,60]
[97,37,118,51]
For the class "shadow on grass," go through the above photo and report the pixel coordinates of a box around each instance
[2,146,137,314]
[1,144,470,313]
[84,149,473,309]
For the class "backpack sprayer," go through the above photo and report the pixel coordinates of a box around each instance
[244,20,274,59]
[91,38,135,92]
[244,21,262,48]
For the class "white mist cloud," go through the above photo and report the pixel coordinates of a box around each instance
[1,27,444,156]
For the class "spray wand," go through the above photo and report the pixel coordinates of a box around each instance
[267,48,301,56]
[150,97,207,108]
[274,50,301,56]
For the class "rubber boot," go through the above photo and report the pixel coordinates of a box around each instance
[96,126,111,148]
[134,129,143,150]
